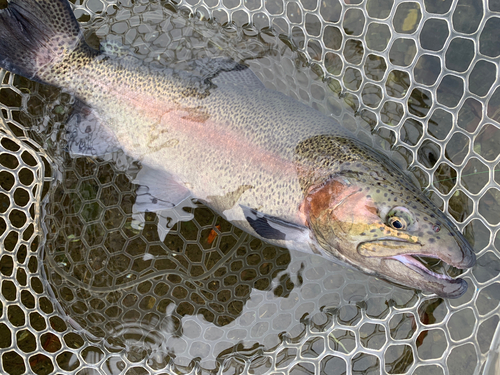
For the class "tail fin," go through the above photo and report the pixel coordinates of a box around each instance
[0,0,87,82]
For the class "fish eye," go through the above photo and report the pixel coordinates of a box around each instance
[386,207,414,231]
[388,216,407,230]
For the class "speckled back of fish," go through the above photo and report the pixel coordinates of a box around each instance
[0,0,475,298]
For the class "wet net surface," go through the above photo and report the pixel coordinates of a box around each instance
[0,0,500,374]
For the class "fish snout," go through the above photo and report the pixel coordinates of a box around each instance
[424,230,476,269]
[452,239,476,269]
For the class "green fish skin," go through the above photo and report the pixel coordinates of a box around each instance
[0,0,475,298]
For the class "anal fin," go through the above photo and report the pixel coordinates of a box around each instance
[131,164,195,242]
[66,104,121,157]
[132,164,191,212]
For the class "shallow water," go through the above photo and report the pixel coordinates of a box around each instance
[0,0,499,374]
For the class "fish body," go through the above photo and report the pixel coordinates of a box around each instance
[0,0,475,297]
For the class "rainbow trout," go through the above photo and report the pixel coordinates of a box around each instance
[0,0,475,297]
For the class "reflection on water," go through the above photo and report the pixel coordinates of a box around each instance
[0,0,498,374]
[42,148,427,371]
[41,153,430,371]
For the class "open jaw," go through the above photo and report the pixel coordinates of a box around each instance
[358,239,469,298]
[392,254,457,281]
[387,254,468,298]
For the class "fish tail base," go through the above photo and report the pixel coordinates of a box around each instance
[0,0,91,83]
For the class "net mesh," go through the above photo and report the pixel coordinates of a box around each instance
[0,0,499,374]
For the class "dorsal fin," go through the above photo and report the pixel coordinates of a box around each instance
[188,57,265,88]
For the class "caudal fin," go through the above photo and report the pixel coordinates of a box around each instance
[0,0,87,82]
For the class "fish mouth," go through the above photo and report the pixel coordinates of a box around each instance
[391,254,459,281]
[358,239,473,298]
[358,237,474,269]
[387,254,468,298]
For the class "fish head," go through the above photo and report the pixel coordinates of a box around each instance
[301,170,476,298]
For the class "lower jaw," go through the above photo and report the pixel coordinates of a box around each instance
[385,255,468,298]
[392,254,458,281]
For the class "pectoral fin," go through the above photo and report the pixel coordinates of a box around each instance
[240,205,309,242]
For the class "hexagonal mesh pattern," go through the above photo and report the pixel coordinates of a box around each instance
[0,0,499,374]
